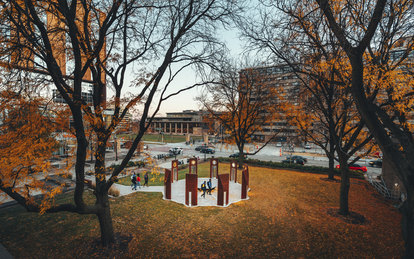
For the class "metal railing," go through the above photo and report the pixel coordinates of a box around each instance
[367,174,405,201]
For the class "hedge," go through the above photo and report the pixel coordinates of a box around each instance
[217,157,365,179]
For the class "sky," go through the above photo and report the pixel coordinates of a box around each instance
[162,28,244,116]
[114,27,245,117]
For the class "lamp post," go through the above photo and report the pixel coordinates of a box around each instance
[114,134,118,161]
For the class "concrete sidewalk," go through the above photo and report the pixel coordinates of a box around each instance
[114,183,164,196]
[0,243,13,259]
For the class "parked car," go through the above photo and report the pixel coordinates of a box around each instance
[304,144,311,149]
[286,155,308,163]
[195,145,207,151]
[169,147,182,155]
[229,152,247,158]
[200,148,215,154]
[368,159,382,168]
[282,157,305,165]
[276,143,282,147]
[335,163,367,172]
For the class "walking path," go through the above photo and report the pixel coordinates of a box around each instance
[0,243,13,259]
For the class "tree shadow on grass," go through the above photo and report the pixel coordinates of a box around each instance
[320,177,341,183]
[326,208,368,225]
[81,233,132,258]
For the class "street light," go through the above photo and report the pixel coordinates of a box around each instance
[114,134,118,161]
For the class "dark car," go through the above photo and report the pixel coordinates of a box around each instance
[201,148,215,154]
[336,163,367,172]
[368,159,382,168]
[195,145,206,151]
[286,155,308,163]
[229,152,248,158]
[282,157,305,165]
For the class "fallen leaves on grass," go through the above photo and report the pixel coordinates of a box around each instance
[0,165,404,258]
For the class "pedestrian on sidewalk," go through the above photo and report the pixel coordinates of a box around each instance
[137,173,142,189]
[144,172,149,187]
[201,181,207,198]
[131,173,137,190]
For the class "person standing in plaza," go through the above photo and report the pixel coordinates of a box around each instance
[207,178,212,195]
[201,181,207,198]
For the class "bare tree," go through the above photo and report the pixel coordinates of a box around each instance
[198,61,283,167]
[0,0,240,245]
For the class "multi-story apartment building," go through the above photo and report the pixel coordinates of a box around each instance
[239,64,303,143]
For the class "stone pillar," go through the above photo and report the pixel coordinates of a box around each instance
[175,123,178,134]
[189,158,198,175]
[210,158,219,179]
[181,123,183,134]
[204,134,209,144]
[172,160,179,182]
[241,166,249,199]
[186,133,190,143]
[164,169,172,200]
[185,174,198,206]
[187,123,190,134]
[217,174,229,206]
[230,161,237,182]
[163,122,166,133]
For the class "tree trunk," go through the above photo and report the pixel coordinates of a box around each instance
[401,187,414,259]
[338,154,350,215]
[238,142,245,169]
[96,190,115,246]
[327,140,335,180]
[95,135,115,245]
[328,156,335,180]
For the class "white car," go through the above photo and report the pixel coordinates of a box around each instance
[276,143,282,147]
[304,144,311,149]
[169,147,182,154]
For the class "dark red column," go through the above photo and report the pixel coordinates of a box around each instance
[230,161,237,182]
[172,160,179,182]
[241,166,249,199]
[185,174,198,206]
[217,174,229,206]
[210,158,219,179]
[189,158,198,175]
[164,169,172,200]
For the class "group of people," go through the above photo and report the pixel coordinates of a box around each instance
[131,172,149,190]
[200,179,214,198]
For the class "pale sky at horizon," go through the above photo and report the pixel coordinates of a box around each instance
[108,26,245,118]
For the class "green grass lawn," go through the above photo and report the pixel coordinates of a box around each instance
[0,165,403,258]
[117,133,203,143]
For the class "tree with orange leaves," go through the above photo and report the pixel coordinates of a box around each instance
[314,0,414,256]
[0,90,68,214]
[0,0,241,246]
[239,0,377,216]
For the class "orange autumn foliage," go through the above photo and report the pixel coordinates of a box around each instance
[0,91,68,212]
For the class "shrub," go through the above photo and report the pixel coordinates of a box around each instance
[217,157,364,179]
[108,186,120,197]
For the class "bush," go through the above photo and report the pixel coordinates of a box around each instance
[217,157,364,179]
[108,186,120,197]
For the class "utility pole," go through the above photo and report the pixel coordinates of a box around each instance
[114,134,118,161]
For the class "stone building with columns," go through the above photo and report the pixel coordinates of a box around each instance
[148,110,211,136]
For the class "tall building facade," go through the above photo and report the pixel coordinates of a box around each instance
[239,64,303,143]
